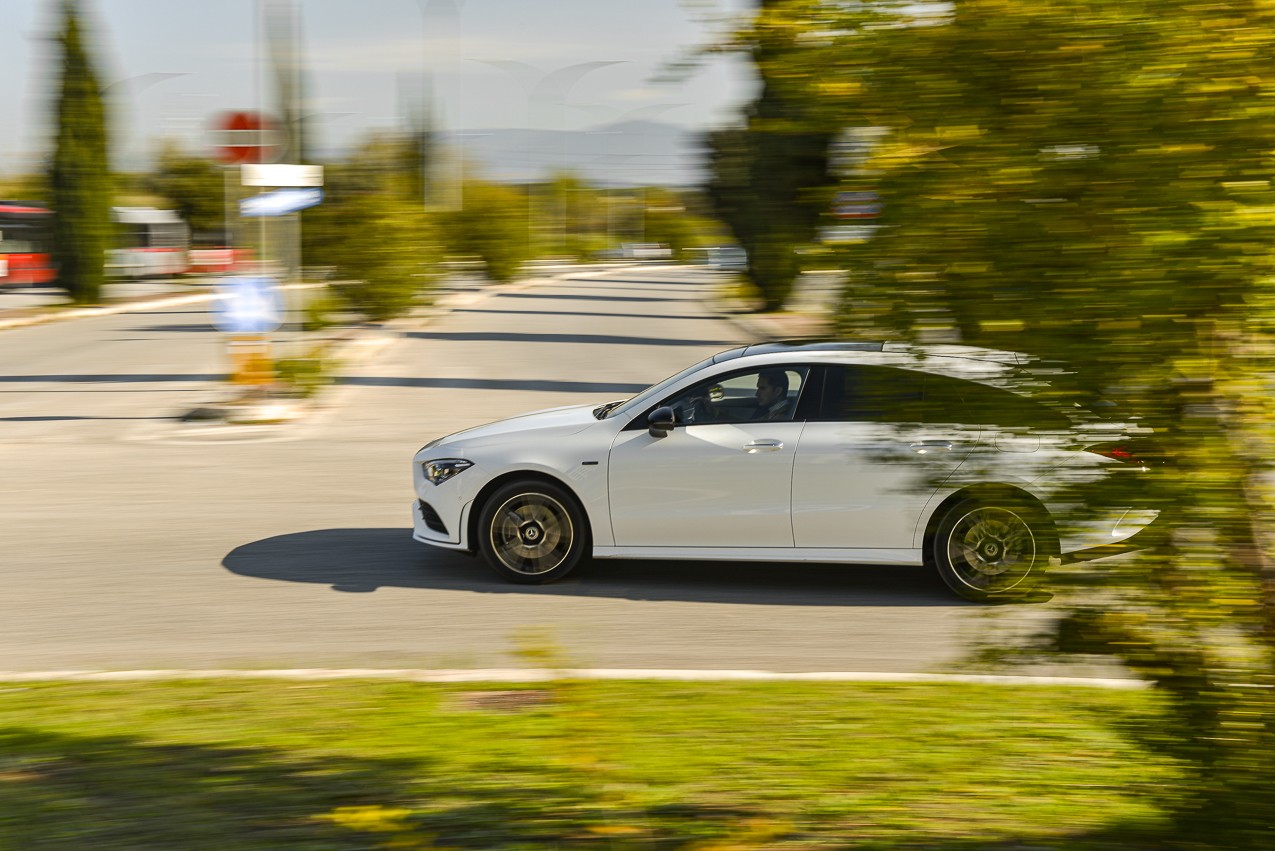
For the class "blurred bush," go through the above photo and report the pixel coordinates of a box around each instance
[439,180,530,283]
[322,193,438,323]
[273,355,331,399]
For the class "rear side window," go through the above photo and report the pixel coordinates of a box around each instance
[816,366,1066,429]
[952,381,1072,430]
[818,365,931,423]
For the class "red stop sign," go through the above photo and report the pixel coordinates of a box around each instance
[209,111,280,165]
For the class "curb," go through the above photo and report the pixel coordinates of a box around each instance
[0,282,325,332]
[0,289,220,331]
[0,668,1148,689]
[709,291,834,343]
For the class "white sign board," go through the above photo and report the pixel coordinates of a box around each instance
[241,163,324,187]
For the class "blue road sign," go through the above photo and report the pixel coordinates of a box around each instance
[213,276,283,334]
[240,187,324,217]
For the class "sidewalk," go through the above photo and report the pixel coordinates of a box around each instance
[0,278,214,330]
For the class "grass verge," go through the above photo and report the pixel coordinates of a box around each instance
[0,679,1184,849]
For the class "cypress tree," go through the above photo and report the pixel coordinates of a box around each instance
[50,0,110,304]
[706,0,835,312]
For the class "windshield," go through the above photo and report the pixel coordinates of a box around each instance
[603,356,717,419]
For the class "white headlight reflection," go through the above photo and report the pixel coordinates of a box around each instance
[423,458,473,485]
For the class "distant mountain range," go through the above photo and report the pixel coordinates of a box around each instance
[436,120,711,187]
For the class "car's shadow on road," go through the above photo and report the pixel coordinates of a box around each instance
[223,528,963,607]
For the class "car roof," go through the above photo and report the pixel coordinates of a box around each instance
[707,340,1030,385]
[716,340,1025,361]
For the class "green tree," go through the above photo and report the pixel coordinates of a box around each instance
[49,0,110,304]
[327,193,437,322]
[705,0,836,311]
[749,0,1275,842]
[440,180,529,283]
[146,142,226,240]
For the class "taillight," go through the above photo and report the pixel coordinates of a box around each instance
[1085,443,1152,469]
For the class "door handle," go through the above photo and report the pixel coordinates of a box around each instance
[743,440,783,453]
[911,441,953,454]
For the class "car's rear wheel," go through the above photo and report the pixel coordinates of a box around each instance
[931,497,1055,603]
[477,480,588,584]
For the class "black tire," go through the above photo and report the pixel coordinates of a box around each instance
[477,479,589,584]
[930,497,1056,603]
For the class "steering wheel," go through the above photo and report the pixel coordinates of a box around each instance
[690,396,715,423]
[671,397,714,424]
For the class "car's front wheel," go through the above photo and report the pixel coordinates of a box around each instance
[477,480,588,584]
[931,497,1055,603]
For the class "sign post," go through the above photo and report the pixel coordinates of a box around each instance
[238,165,324,362]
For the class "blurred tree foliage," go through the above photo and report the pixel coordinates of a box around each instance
[325,192,437,323]
[300,132,441,321]
[705,0,838,311]
[536,171,591,259]
[529,174,726,261]
[0,173,48,203]
[439,179,530,283]
[641,186,727,261]
[744,0,1275,842]
[49,0,110,304]
[145,142,225,240]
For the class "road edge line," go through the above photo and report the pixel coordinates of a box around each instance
[0,669,1147,688]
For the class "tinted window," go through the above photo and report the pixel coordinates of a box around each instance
[818,366,931,423]
[951,381,1072,430]
[818,366,1068,429]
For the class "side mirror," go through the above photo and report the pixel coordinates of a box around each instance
[647,406,675,438]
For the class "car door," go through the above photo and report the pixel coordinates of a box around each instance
[607,366,811,548]
[791,365,982,550]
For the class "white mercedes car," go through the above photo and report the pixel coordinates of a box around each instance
[412,341,1155,602]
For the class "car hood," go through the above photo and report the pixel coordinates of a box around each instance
[426,403,601,450]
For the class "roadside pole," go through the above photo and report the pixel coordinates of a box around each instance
[240,165,324,368]
[207,109,284,394]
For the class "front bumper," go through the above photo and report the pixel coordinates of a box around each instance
[412,497,472,550]
[412,456,482,549]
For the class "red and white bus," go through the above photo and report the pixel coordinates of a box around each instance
[0,202,56,286]
[109,207,191,278]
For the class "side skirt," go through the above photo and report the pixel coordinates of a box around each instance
[591,547,925,566]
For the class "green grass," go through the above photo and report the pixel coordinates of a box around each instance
[0,680,1184,849]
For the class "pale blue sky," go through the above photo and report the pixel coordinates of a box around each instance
[0,0,756,173]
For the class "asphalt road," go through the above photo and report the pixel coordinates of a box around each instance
[0,266,1087,675]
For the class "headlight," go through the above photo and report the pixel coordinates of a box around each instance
[422,458,473,485]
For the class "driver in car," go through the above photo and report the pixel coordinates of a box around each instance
[753,369,791,420]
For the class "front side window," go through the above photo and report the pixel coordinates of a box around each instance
[664,366,810,425]
[606,356,717,420]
